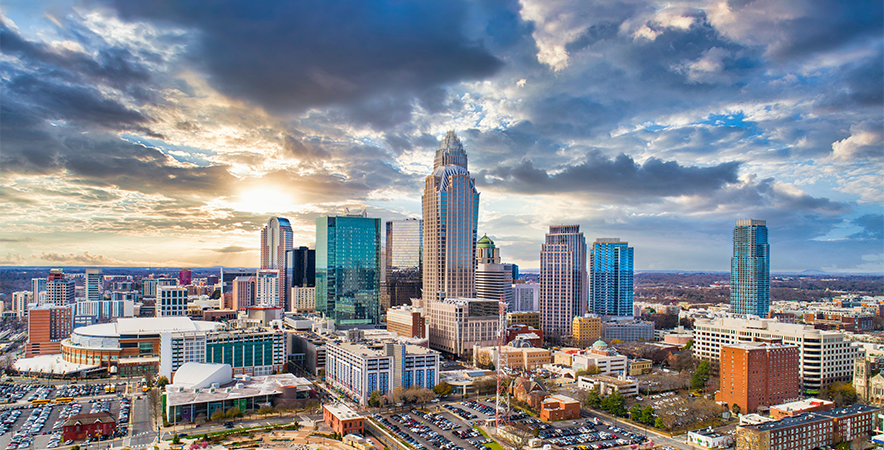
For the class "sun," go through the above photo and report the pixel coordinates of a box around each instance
[228,188,298,214]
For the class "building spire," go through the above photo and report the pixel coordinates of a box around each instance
[433,130,468,170]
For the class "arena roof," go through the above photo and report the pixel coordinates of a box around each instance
[74,317,221,338]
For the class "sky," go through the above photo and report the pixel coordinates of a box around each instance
[0,0,882,273]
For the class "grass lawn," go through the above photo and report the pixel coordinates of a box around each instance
[474,426,505,450]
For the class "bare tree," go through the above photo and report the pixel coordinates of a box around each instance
[501,424,534,450]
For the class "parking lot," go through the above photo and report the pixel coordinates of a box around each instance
[371,398,648,450]
[0,383,129,450]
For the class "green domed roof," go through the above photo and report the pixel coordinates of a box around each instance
[477,234,495,248]
[592,339,607,348]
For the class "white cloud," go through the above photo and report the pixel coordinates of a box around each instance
[831,121,883,160]
[673,47,732,84]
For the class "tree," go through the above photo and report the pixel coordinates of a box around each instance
[691,361,711,390]
[477,352,495,370]
[502,424,534,450]
[575,365,601,377]
[369,390,382,407]
[640,406,655,425]
[258,406,275,416]
[415,387,436,405]
[629,404,642,422]
[226,406,243,418]
[732,404,741,415]
[584,387,601,407]
[654,417,665,429]
[210,410,227,421]
[433,382,452,396]
[156,376,169,389]
[600,391,627,416]
[172,433,181,445]
[827,381,858,406]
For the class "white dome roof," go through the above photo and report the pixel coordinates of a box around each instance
[172,363,232,389]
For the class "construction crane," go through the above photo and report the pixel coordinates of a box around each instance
[495,296,510,434]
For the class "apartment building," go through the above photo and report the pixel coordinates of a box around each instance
[26,305,73,357]
[157,286,188,317]
[325,340,439,405]
[717,342,800,414]
[473,345,552,370]
[572,315,602,347]
[386,305,425,339]
[736,405,880,450]
[693,316,860,391]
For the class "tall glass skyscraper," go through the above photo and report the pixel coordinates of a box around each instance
[385,218,422,308]
[730,219,770,317]
[422,131,480,303]
[589,238,634,318]
[260,217,293,311]
[287,246,315,287]
[85,268,102,302]
[540,225,587,341]
[315,212,381,326]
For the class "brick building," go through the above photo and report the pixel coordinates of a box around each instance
[386,305,425,338]
[505,324,543,346]
[717,342,799,414]
[770,398,834,419]
[62,412,116,441]
[736,405,880,450]
[804,311,874,332]
[540,394,580,422]
[26,305,72,357]
[323,403,364,436]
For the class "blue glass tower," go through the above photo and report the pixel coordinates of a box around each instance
[589,238,634,318]
[730,219,770,317]
[316,212,381,326]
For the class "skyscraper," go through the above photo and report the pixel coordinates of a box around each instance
[730,219,770,316]
[385,218,422,309]
[539,225,587,341]
[315,211,381,326]
[287,246,316,288]
[256,270,280,307]
[179,268,193,286]
[260,217,294,311]
[85,269,102,302]
[589,238,634,318]
[46,277,75,306]
[422,131,480,303]
[474,235,514,310]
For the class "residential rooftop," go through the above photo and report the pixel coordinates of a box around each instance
[325,403,363,421]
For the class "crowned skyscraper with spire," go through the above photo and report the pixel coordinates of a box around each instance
[422,131,480,303]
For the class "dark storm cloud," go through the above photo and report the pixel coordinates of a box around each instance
[477,151,740,198]
[849,214,884,241]
[726,0,884,61]
[104,0,503,114]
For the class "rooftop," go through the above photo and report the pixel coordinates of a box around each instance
[690,428,726,438]
[771,398,833,412]
[743,413,831,432]
[815,404,881,418]
[165,373,307,407]
[332,340,437,358]
[63,412,115,427]
[74,317,221,338]
[13,354,98,375]
[324,403,363,421]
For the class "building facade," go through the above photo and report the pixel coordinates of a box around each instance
[85,269,102,302]
[427,297,499,357]
[260,217,294,312]
[717,342,800,414]
[159,326,286,378]
[287,246,315,288]
[12,291,32,319]
[540,225,588,341]
[325,341,440,404]
[232,276,256,310]
[386,305,426,339]
[731,219,770,317]
[157,286,188,317]
[291,286,316,313]
[46,278,75,306]
[513,283,539,312]
[507,311,541,330]
[316,213,382,326]
[693,317,860,392]
[422,131,479,303]
[589,238,634,318]
[602,320,655,342]
[385,218,422,309]
[474,235,514,311]
[572,315,602,347]
[256,269,280,307]
[323,403,364,437]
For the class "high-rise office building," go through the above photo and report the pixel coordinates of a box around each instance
[287,246,316,288]
[260,217,294,311]
[256,269,280,307]
[85,269,102,302]
[385,218,422,309]
[589,238,634,318]
[157,286,187,317]
[178,268,193,286]
[540,225,588,341]
[220,269,254,293]
[316,212,381,326]
[513,283,539,312]
[422,131,480,303]
[730,219,770,317]
[474,235,514,310]
[26,304,73,357]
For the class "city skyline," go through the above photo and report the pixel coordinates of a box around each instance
[0,1,881,273]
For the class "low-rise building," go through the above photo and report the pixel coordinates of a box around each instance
[428,298,498,357]
[506,311,540,330]
[628,359,653,376]
[602,320,654,342]
[62,412,116,441]
[473,344,552,371]
[735,405,880,450]
[770,398,834,419]
[324,403,364,437]
[505,324,543,347]
[687,428,735,449]
[386,305,426,339]
[560,340,628,376]
[572,315,602,347]
[577,374,639,397]
[540,394,580,422]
